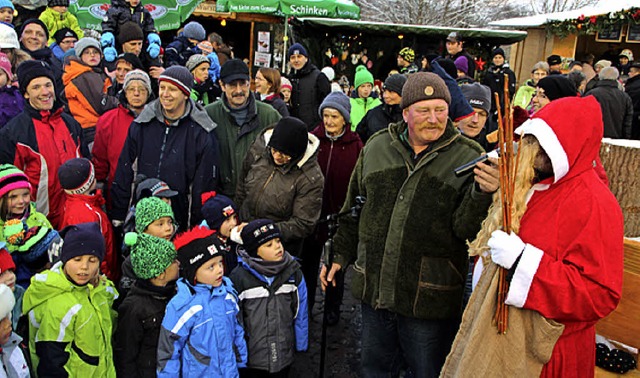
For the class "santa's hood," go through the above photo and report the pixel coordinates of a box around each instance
[515,96,603,185]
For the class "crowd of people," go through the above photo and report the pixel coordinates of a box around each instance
[0,1,630,376]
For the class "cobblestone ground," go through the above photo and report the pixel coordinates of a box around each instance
[290,268,363,378]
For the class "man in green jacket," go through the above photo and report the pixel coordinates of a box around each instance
[205,59,281,200]
[321,72,499,377]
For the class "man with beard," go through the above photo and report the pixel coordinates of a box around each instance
[111,66,218,230]
[205,59,281,200]
[441,96,623,378]
[287,43,331,130]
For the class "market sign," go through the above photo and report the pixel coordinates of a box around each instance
[216,0,360,20]
[69,0,204,31]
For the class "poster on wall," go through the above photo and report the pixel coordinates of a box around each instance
[254,52,272,67]
[596,25,623,42]
[627,23,640,43]
[258,31,271,53]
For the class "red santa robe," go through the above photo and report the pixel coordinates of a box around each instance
[508,96,623,377]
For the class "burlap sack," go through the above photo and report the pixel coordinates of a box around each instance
[440,262,565,378]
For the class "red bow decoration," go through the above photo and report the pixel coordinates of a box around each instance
[475,57,486,71]
[201,191,217,204]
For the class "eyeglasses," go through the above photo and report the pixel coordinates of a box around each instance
[125,86,148,94]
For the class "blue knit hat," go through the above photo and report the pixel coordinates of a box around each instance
[0,0,14,10]
[201,191,236,231]
[59,222,105,264]
[182,21,205,42]
[319,91,351,124]
[288,43,308,58]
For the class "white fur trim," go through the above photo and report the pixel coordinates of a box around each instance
[515,118,570,183]
[505,244,544,308]
[0,284,15,320]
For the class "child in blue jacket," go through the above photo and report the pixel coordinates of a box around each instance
[230,219,308,377]
[157,226,247,377]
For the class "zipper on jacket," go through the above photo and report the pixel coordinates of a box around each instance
[324,140,334,178]
[254,169,276,216]
[157,127,170,176]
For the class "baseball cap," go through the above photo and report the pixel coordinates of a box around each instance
[136,178,178,201]
[446,32,460,43]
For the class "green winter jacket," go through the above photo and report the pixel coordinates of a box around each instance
[38,7,84,45]
[205,94,281,200]
[332,120,493,320]
[22,261,118,377]
[0,203,51,253]
[513,79,536,110]
[349,97,382,131]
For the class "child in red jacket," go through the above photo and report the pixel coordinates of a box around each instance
[57,158,118,282]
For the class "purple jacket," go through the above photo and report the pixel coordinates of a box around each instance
[311,124,363,217]
[0,86,24,129]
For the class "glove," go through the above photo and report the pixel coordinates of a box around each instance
[147,43,160,59]
[147,32,161,46]
[488,230,525,269]
[100,32,115,48]
[103,46,117,62]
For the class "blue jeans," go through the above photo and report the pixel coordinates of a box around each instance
[360,303,458,378]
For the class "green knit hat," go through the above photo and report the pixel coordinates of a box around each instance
[354,65,374,90]
[135,196,174,233]
[125,232,177,280]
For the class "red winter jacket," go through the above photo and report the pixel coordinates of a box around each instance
[0,103,86,229]
[92,104,136,209]
[60,190,119,282]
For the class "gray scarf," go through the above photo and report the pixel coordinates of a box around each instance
[238,248,296,277]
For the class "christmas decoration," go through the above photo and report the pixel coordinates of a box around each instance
[545,7,640,38]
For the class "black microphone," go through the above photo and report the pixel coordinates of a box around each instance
[454,142,518,177]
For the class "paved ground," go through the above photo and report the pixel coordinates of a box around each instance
[290,268,363,378]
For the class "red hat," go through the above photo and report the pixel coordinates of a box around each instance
[0,247,15,274]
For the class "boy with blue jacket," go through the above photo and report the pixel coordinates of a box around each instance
[230,219,308,377]
[157,226,247,377]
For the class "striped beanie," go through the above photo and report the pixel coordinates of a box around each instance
[57,158,95,195]
[159,66,193,96]
[125,232,177,280]
[0,164,31,199]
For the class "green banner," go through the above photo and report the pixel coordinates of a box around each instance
[69,0,204,31]
[216,0,360,20]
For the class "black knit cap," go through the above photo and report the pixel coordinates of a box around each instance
[537,76,576,101]
[58,158,95,195]
[17,60,55,95]
[220,58,250,84]
[48,0,69,7]
[174,226,224,285]
[59,222,105,264]
[547,54,562,66]
[492,48,505,58]
[118,21,144,46]
[268,117,309,160]
[438,58,458,80]
[20,19,49,41]
[201,191,236,231]
[240,219,281,257]
[53,28,77,45]
[383,74,407,95]
[116,53,144,71]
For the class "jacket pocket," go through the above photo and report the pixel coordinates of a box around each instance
[350,262,366,300]
[186,339,211,375]
[413,256,464,319]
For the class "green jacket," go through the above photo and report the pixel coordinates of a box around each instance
[23,262,118,377]
[349,97,382,131]
[39,7,84,45]
[205,94,281,200]
[0,203,51,253]
[513,79,536,110]
[333,120,493,320]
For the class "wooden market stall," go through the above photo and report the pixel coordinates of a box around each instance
[489,1,640,86]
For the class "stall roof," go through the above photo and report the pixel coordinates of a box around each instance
[296,17,528,44]
[489,0,638,28]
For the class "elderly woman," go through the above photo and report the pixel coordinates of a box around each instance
[255,67,289,117]
[235,116,323,257]
[305,91,363,323]
[513,61,549,111]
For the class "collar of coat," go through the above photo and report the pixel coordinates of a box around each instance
[262,127,320,170]
[136,98,217,132]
